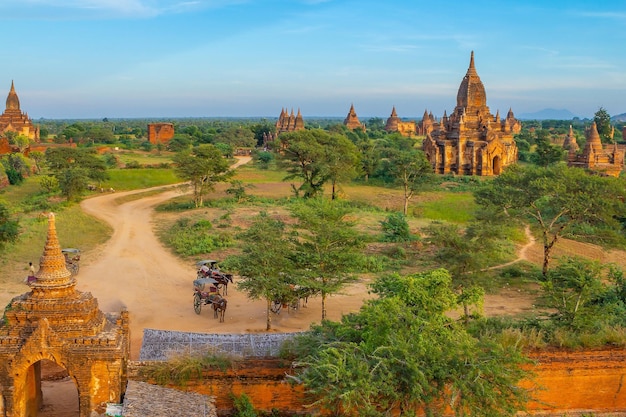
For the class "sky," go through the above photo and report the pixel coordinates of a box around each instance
[0,0,625,119]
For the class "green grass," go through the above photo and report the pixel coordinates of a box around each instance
[233,164,290,183]
[0,204,111,274]
[104,149,175,166]
[417,192,476,223]
[106,168,181,190]
[0,177,43,205]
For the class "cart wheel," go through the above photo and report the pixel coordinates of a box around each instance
[193,294,202,314]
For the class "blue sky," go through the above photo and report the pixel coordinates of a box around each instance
[0,0,624,119]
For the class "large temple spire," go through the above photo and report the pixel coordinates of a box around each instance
[6,80,20,111]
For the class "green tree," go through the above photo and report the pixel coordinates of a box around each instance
[44,148,108,200]
[387,149,433,215]
[594,107,613,143]
[324,134,360,200]
[474,164,626,276]
[58,167,90,201]
[293,269,531,416]
[0,202,19,250]
[231,212,294,330]
[173,144,233,208]
[541,256,607,329]
[356,138,380,182]
[531,130,564,166]
[290,198,364,320]
[277,129,332,198]
[29,150,45,173]
[214,126,256,148]
[11,134,31,153]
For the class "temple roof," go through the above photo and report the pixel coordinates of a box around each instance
[456,51,487,110]
[5,80,20,111]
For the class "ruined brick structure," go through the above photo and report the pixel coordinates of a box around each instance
[0,81,39,142]
[566,122,624,177]
[422,52,521,175]
[0,213,129,417]
[384,106,417,137]
[147,122,175,145]
[343,103,365,131]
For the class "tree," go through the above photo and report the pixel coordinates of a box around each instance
[277,129,332,198]
[29,150,45,173]
[474,164,626,276]
[11,134,31,153]
[231,212,294,330]
[356,138,380,182]
[387,149,433,215]
[292,269,531,416]
[45,148,108,200]
[541,256,606,329]
[594,107,613,143]
[0,202,19,250]
[214,126,256,148]
[173,144,233,208]
[531,130,564,166]
[290,198,364,320]
[324,134,360,200]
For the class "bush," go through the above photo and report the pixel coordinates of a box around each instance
[232,393,257,417]
[380,212,413,242]
[164,217,233,256]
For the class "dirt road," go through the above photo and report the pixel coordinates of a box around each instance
[77,157,372,359]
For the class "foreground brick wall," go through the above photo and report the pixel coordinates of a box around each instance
[131,348,626,416]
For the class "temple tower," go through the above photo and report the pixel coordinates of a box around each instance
[0,81,40,142]
[0,213,129,416]
[422,52,520,176]
[343,103,365,131]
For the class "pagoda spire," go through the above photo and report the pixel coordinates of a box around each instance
[33,212,73,287]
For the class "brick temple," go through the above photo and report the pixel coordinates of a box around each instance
[0,81,39,142]
[0,213,129,417]
[422,52,521,175]
[566,122,624,177]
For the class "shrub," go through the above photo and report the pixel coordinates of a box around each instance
[232,393,257,417]
[164,217,233,256]
[380,212,413,242]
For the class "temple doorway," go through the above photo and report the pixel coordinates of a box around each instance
[37,360,79,417]
[492,155,502,175]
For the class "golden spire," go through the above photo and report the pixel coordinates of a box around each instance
[33,212,74,286]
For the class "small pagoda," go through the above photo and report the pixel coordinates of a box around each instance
[0,213,129,417]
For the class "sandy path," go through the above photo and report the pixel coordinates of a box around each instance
[77,157,371,359]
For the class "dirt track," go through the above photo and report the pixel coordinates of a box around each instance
[77,157,374,359]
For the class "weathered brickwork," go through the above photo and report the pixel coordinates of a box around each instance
[566,122,624,177]
[147,122,175,145]
[343,103,365,131]
[0,213,129,417]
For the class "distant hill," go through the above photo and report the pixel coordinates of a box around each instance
[518,108,578,120]
[611,113,626,122]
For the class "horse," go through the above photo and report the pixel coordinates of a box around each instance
[212,272,234,295]
[212,296,227,322]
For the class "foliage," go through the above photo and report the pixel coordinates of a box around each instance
[379,212,413,242]
[291,269,532,416]
[44,147,109,200]
[140,352,232,387]
[225,180,255,203]
[290,198,365,320]
[172,144,234,207]
[253,150,274,168]
[531,130,565,166]
[0,202,19,251]
[474,164,626,276]
[232,393,258,417]
[38,175,59,193]
[276,129,360,199]
[229,212,295,330]
[594,107,613,143]
[385,149,434,215]
[163,217,232,256]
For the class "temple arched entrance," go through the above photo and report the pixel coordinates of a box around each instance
[492,155,502,175]
[38,360,79,417]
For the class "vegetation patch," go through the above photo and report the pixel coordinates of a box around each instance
[160,216,233,256]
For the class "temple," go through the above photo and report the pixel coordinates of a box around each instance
[384,106,417,137]
[147,122,175,145]
[343,104,365,131]
[0,81,39,141]
[422,52,521,175]
[566,122,624,177]
[275,108,305,134]
[0,213,129,416]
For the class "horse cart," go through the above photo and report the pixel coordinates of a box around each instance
[193,277,227,322]
[62,248,80,276]
[196,260,234,295]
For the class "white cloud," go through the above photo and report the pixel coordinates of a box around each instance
[4,0,247,18]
